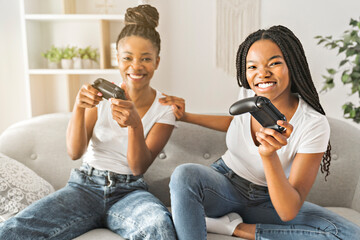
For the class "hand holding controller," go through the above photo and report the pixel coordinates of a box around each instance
[92,78,126,100]
[229,96,286,132]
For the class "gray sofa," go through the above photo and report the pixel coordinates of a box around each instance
[0,112,359,240]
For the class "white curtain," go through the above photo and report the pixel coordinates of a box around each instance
[216,0,260,77]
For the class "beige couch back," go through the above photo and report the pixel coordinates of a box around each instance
[0,113,359,211]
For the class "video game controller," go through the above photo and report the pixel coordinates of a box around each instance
[229,96,286,132]
[92,78,126,100]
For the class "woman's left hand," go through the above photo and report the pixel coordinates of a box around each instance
[256,120,293,157]
[110,83,141,128]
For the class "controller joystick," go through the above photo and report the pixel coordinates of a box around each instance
[92,78,126,100]
[229,96,286,132]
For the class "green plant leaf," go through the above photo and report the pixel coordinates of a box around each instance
[338,46,347,54]
[327,68,337,75]
[317,39,327,45]
[350,18,358,27]
[339,59,348,67]
[342,73,351,83]
[346,48,356,57]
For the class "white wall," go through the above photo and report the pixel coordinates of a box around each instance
[150,0,239,114]
[0,0,28,133]
[1,0,360,134]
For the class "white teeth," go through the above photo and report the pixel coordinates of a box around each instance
[258,82,274,88]
[129,74,143,79]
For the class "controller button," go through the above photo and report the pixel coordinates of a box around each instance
[332,154,338,160]
[158,152,166,159]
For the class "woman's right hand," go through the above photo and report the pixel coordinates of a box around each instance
[75,84,103,109]
[159,94,186,120]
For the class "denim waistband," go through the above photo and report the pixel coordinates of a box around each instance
[214,158,268,192]
[79,163,142,184]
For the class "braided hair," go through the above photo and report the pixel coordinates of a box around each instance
[236,25,331,179]
[116,4,161,55]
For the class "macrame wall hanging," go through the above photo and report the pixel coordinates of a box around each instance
[216,0,260,77]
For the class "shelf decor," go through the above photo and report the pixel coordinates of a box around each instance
[41,46,62,69]
[216,0,260,77]
[21,0,127,117]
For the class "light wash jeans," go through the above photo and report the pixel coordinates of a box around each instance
[170,158,360,240]
[0,164,176,240]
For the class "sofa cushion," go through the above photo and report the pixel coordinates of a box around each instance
[325,207,360,226]
[0,152,55,222]
[73,228,125,240]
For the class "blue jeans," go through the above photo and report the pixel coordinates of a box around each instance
[0,164,176,240]
[169,158,360,240]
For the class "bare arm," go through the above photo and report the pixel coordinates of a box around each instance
[159,94,233,132]
[110,97,174,175]
[181,113,233,132]
[262,152,323,221]
[66,84,101,160]
[256,121,323,221]
[128,123,174,175]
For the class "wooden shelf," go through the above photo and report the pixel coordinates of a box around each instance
[25,14,124,21]
[29,69,119,75]
[22,0,127,117]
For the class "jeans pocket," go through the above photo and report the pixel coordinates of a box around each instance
[120,177,148,192]
[68,168,85,184]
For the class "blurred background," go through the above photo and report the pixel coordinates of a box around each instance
[1,0,360,133]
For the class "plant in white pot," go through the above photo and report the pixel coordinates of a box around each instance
[80,46,99,69]
[42,46,62,69]
[315,17,360,123]
[89,47,99,69]
[61,46,76,69]
[73,47,82,69]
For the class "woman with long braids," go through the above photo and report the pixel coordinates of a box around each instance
[160,25,360,239]
[0,5,177,239]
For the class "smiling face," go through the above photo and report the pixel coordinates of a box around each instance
[246,39,291,103]
[117,36,160,90]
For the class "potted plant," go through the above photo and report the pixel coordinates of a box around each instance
[72,47,82,69]
[61,46,76,69]
[88,47,99,69]
[315,17,360,123]
[79,46,99,69]
[42,46,62,69]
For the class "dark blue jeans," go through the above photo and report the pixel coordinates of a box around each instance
[0,164,176,240]
[170,158,360,240]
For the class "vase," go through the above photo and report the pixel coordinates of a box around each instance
[92,60,99,69]
[73,57,82,69]
[47,61,59,69]
[61,59,73,69]
[82,59,92,69]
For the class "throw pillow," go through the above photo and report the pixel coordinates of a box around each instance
[0,152,55,222]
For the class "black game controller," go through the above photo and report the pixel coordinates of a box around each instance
[92,78,126,100]
[229,96,286,132]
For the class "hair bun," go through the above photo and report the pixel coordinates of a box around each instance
[125,4,159,29]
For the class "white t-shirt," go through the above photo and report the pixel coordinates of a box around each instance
[222,95,330,186]
[82,90,176,174]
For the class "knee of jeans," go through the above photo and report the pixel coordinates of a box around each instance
[170,163,202,190]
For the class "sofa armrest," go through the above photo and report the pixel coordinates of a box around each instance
[352,174,360,212]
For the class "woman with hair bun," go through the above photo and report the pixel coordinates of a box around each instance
[0,5,177,240]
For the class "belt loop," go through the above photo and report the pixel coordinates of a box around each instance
[126,175,131,183]
[225,170,234,179]
[87,166,94,176]
[107,172,114,187]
